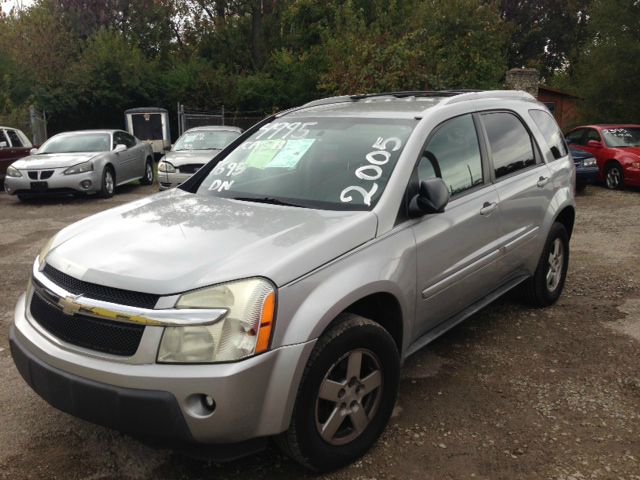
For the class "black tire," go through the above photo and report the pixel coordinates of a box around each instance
[99,166,115,198]
[276,313,400,472]
[140,158,154,185]
[16,194,29,202]
[605,162,624,190]
[522,222,569,307]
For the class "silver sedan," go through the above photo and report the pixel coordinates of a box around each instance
[158,126,242,190]
[4,129,154,201]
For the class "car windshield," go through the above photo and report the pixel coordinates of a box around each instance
[601,127,640,147]
[39,133,111,153]
[173,130,241,151]
[195,117,416,210]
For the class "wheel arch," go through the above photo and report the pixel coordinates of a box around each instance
[554,205,575,239]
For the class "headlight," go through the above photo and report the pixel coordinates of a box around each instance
[6,165,22,177]
[158,160,176,173]
[63,161,93,175]
[582,157,597,167]
[157,278,276,363]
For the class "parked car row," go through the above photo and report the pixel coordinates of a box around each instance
[1,124,243,201]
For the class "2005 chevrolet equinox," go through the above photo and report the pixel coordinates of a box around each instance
[10,90,576,471]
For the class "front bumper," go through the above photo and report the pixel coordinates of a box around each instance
[11,292,315,444]
[158,171,193,190]
[575,165,599,185]
[4,168,101,196]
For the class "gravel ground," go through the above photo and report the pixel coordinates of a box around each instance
[0,184,639,480]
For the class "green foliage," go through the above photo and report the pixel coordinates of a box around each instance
[0,0,636,135]
[569,0,640,122]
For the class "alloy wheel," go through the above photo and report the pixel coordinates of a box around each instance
[546,238,564,292]
[315,349,383,446]
[606,167,621,189]
[105,170,114,195]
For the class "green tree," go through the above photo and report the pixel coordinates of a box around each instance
[569,0,640,122]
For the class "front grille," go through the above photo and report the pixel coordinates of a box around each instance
[30,291,144,356]
[178,164,204,174]
[28,171,38,180]
[40,170,54,180]
[42,264,159,309]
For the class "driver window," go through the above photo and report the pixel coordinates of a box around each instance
[585,129,601,143]
[417,114,483,196]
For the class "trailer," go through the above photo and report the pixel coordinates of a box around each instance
[124,107,170,159]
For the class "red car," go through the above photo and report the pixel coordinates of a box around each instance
[565,124,640,189]
[0,126,34,189]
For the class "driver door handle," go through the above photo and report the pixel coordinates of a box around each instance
[537,176,549,188]
[480,201,498,216]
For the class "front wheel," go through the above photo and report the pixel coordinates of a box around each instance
[140,159,154,185]
[99,167,115,198]
[605,163,624,190]
[522,222,569,307]
[277,314,400,472]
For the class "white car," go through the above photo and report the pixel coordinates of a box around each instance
[4,129,154,200]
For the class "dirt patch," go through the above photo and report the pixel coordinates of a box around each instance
[1,184,639,480]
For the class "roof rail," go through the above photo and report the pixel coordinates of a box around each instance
[442,90,537,105]
[289,89,537,116]
[298,90,483,109]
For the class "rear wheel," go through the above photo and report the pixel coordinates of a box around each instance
[277,313,399,472]
[99,167,115,198]
[140,158,154,185]
[605,162,624,190]
[522,222,569,307]
[16,194,29,202]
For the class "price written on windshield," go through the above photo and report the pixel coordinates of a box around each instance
[340,137,402,207]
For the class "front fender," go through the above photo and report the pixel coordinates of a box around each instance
[274,226,417,357]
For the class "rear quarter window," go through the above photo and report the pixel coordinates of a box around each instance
[529,109,568,160]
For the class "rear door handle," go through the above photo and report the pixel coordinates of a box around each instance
[537,176,549,188]
[480,201,498,216]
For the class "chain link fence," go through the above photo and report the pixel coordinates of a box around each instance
[177,103,268,136]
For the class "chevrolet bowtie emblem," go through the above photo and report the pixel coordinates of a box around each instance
[58,294,84,316]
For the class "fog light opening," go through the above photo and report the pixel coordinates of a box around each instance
[80,180,92,189]
[185,393,216,417]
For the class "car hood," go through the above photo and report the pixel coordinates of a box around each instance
[164,150,220,166]
[46,189,378,294]
[12,153,101,169]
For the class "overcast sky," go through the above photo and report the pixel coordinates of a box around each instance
[2,0,33,14]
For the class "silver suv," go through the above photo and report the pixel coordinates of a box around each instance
[10,91,575,471]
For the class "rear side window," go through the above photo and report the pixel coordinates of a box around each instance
[6,129,23,147]
[565,129,586,145]
[0,130,8,148]
[122,132,137,148]
[529,109,568,159]
[418,114,483,195]
[482,112,536,179]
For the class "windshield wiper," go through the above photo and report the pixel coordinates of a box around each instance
[232,196,306,208]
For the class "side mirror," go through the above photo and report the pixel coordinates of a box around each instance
[587,140,603,148]
[409,178,450,216]
[29,148,38,155]
[114,144,127,153]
